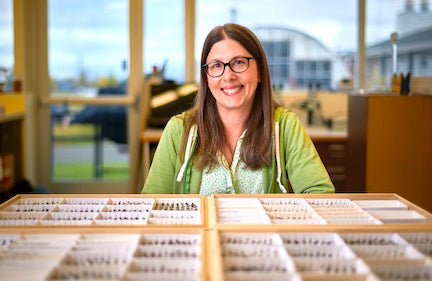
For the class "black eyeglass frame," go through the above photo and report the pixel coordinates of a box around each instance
[202,56,258,77]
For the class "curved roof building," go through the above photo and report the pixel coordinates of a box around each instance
[253,26,352,91]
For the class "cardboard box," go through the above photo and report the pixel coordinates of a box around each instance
[411,76,432,95]
[0,153,14,191]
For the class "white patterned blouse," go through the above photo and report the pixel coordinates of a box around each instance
[199,131,264,196]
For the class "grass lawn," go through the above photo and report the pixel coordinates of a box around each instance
[53,123,96,145]
[52,119,129,180]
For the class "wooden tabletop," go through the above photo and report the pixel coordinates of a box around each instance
[141,126,347,143]
[141,128,163,142]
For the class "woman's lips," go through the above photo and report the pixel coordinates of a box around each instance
[222,86,243,96]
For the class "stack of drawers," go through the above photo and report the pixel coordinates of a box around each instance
[0,193,431,280]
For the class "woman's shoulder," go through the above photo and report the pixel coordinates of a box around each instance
[167,110,192,126]
[274,106,298,122]
[164,111,194,136]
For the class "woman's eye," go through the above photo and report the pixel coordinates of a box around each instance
[210,62,221,69]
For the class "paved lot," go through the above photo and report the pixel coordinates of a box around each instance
[53,141,129,163]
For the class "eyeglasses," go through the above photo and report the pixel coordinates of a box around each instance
[202,56,257,77]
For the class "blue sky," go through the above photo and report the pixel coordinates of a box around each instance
[1,0,426,83]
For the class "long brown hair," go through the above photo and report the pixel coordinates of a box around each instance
[181,23,279,169]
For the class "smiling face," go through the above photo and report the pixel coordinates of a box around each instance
[205,38,260,116]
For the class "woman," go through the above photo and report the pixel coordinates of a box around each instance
[141,23,334,195]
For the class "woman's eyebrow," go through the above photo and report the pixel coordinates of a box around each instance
[207,55,244,63]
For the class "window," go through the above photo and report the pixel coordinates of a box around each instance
[420,55,429,69]
[48,0,130,181]
[310,62,317,73]
[366,0,432,91]
[296,61,304,73]
[262,42,275,58]
[197,0,356,91]
[0,0,14,92]
[277,41,289,58]
[144,0,184,83]
[322,61,330,72]
[49,0,129,97]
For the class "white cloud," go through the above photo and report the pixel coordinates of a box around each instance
[3,0,431,81]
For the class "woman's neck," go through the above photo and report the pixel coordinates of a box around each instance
[218,107,251,166]
[217,103,251,127]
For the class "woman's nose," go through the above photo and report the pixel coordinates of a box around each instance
[222,65,236,80]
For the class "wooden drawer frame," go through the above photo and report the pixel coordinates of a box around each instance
[207,193,432,229]
[1,192,432,281]
[0,194,207,229]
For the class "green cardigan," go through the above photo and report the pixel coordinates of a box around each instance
[141,107,335,194]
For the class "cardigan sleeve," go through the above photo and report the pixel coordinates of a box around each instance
[279,110,335,193]
[141,116,184,194]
